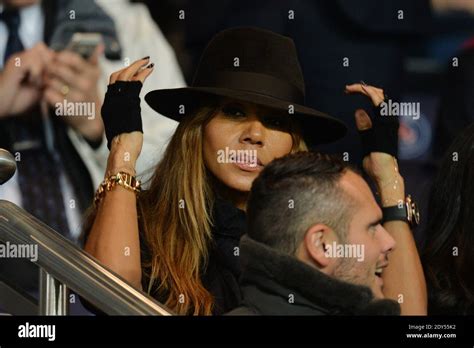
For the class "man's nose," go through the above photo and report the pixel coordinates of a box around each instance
[239,117,265,146]
[378,226,396,254]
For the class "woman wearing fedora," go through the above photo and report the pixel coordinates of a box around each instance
[83,27,426,315]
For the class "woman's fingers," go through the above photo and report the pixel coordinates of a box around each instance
[116,57,150,81]
[109,67,126,84]
[354,109,373,131]
[345,83,385,107]
[108,57,152,84]
[132,63,154,83]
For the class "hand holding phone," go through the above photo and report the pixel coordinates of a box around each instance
[66,33,102,60]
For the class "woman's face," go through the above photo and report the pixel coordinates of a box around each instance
[203,98,294,192]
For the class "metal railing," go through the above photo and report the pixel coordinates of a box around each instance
[0,199,173,316]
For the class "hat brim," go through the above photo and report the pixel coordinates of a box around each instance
[145,87,347,145]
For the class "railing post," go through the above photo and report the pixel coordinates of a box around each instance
[39,269,69,315]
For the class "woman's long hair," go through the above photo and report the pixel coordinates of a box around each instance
[136,102,307,315]
[422,122,474,315]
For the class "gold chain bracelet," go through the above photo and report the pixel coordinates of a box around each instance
[94,171,141,206]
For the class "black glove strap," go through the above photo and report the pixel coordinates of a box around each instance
[101,81,143,150]
[359,104,399,158]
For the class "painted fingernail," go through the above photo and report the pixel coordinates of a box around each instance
[142,56,150,60]
[147,63,154,69]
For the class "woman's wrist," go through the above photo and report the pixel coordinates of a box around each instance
[106,150,137,177]
[105,166,136,178]
[377,173,405,207]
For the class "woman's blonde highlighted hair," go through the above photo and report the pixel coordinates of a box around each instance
[130,102,307,315]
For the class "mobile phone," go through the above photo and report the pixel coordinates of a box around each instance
[66,33,102,59]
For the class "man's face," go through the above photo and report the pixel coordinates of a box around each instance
[333,171,396,298]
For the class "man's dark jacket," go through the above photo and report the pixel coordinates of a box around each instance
[227,235,401,315]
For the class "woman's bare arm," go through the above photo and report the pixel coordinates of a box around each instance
[346,83,427,315]
[378,176,427,315]
[84,58,154,290]
[84,139,143,289]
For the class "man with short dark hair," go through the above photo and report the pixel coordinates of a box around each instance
[228,152,401,315]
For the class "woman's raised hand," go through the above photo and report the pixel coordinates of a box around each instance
[109,56,154,84]
[101,57,154,173]
[344,83,402,204]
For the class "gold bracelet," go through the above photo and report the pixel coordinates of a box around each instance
[94,171,141,206]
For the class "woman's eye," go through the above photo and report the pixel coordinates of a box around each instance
[264,116,288,129]
[222,106,245,118]
[266,117,281,126]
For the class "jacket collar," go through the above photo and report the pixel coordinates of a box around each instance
[239,235,400,315]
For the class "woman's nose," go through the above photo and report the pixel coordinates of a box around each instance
[239,118,265,146]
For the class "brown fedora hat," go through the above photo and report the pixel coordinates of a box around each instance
[145,27,347,145]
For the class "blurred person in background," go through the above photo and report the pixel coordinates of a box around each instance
[0,0,116,305]
[0,0,114,239]
[422,122,474,315]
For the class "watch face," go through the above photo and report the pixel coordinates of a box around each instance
[406,195,420,227]
[412,201,420,225]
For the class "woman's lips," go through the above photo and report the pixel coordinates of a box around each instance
[234,161,264,172]
[228,152,264,172]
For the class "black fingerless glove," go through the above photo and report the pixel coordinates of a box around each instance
[101,81,143,150]
[359,103,399,158]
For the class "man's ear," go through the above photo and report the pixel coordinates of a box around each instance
[304,224,332,269]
